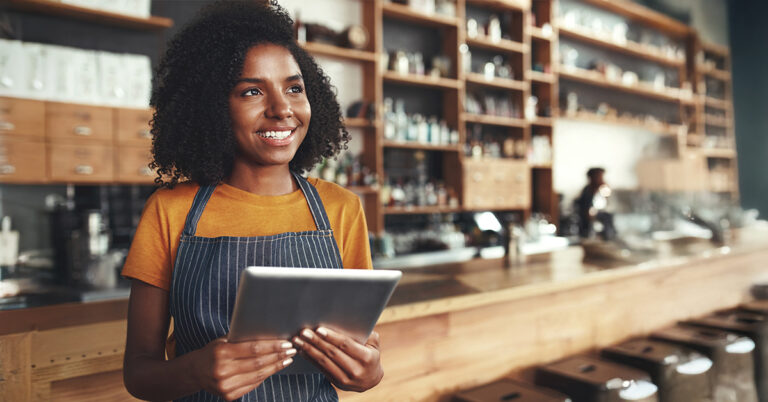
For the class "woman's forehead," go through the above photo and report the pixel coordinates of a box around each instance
[239,43,302,79]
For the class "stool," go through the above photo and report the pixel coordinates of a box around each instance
[651,324,758,402]
[683,309,768,401]
[452,378,571,402]
[601,338,714,402]
[535,355,658,402]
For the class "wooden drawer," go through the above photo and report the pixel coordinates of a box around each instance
[115,108,152,145]
[48,143,114,183]
[116,145,154,183]
[0,136,47,183]
[0,98,45,138]
[463,159,530,210]
[46,102,114,143]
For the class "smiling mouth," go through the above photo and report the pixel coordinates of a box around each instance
[257,129,294,140]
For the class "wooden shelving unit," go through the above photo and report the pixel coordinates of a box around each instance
[528,70,556,84]
[463,113,527,128]
[382,71,461,90]
[557,25,684,67]
[465,37,527,54]
[381,2,460,28]
[559,67,693,104]
[301,42,377,63]
[382,141,461,152]
[343,117,377,129]
[0,0,173,30]
[559,114,683,137]
[465,73,527,91]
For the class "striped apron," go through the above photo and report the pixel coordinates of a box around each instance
[169,172,342,402]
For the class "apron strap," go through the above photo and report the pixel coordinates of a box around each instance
[292,171,333,231]
[182,174,333,235]
[181,184,216,236]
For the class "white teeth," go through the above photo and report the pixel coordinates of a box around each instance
[258,130,292,139]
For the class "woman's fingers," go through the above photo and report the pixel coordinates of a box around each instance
[215,355,295,400]
[293,331,352,383]
[216,348,297,378]
[312,327,375,364]
[222,339,293,360]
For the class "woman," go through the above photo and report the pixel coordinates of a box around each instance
[121,1,382,401]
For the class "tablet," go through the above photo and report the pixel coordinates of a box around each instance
[228,266,402,374]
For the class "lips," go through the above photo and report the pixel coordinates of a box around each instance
[255,127,296,146]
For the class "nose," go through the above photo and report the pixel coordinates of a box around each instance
[266,92,293,120]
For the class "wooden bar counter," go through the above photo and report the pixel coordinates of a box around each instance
[2,226,768,401]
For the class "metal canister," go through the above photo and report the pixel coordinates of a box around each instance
[453,378,571,402]
[535,355,658,402]
[682,309,768,401]
[651,324,758,402]
[601,338,714,401]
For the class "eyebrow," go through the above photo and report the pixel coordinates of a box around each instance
[235,74,304,85]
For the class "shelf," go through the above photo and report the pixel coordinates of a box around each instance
[701,41,729,57]
[383,141,461,152]
[579,0,691,37]
[383,205,463,215]
[705,97,729,110]
[530,163,553,169]
[465,73,527,91]
[700,148,737,158]
[344,117,378,129]
[704,115,731,128]
[559,113,683,136]
[528,26,553,41]
[466,37,527,54]
[382,71,461,90]
[382,2,460,28]
[466,0,527,12]
[0,0,173,30]
[559,66,694,104]
[528,70,556,84]
[699,67,731,81]
[301,42,376,63]
[531,118,554,127]
[463,113,527,128]
[558,25,685,67]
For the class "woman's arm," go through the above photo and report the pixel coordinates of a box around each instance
[123,280,296,401]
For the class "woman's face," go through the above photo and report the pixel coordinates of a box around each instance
[229,43,311,169]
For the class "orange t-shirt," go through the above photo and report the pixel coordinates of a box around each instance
[121,178,373,291]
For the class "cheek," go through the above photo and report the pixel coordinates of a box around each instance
[295,98,311,124]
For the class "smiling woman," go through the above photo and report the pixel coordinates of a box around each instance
[119,1,379,402]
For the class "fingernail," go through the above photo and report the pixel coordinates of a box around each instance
[293,337,305,346]
[283,358,293,367]
[281,342,293,349]
[286,348,297,356]
[302,329,314,339]
[317,327,328,337]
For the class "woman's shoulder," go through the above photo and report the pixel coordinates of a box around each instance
[307,177,361,206]
[146,182,201,209]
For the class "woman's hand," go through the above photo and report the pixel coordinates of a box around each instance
[294,327,384,392]
[190,337,296,401]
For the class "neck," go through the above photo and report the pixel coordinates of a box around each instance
[225,164,297,196]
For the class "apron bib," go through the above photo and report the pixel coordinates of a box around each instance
[169,173,343,402]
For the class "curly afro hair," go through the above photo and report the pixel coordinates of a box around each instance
[150,0,350,187]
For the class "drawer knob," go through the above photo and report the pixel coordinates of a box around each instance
[75,165,94,175]
[138,129,152,139]
[139,167,153,176]
[0,164,16,175]
[74,126,92,136]
[0,121,15,131]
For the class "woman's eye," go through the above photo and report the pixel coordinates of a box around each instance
[288,85,304,94]
[242,88,261,96]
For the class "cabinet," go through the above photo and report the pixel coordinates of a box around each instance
[463,159,530,210]
[0,97,154,185]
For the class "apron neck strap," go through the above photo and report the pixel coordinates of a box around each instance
[181,172,332,236]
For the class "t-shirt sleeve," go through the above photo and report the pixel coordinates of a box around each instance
[121,191,175,291]
[342,196,373,270]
